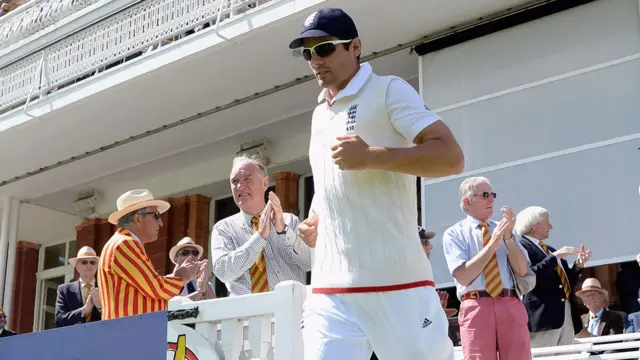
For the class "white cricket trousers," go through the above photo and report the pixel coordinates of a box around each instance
[301,286,454,360]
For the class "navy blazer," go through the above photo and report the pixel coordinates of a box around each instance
[0,329,16,337]
[520,236,582,334]
[55,280,102,327]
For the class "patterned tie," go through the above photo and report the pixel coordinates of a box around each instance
[83,284,92,322]
[538,241,570,299]
[250,216,269,293]
[479,222,503,297]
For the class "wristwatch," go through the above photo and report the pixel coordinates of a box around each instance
[276,225,288,235]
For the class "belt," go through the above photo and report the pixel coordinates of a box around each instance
[461,289,517,301]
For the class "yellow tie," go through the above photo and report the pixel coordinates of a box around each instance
[83,284,92,322]
[479,222,503,297]
[539,241,570,299]
[250,216,269,293]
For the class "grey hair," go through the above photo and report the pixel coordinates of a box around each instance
[117,209,144,228]
[458,176,491,213]
[514,206,549,236]
[230,153,268,179]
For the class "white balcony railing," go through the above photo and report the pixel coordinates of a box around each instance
[0,0,274,114]
[0,0,103,50]
[169,282,640,360]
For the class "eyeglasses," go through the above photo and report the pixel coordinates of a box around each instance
[80,260,97,266]
[179,249,200,257]
[139,210,162,221]
[293,39,352,61]
[475,192,497,200]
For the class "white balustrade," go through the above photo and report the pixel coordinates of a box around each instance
[168,280,307,360]
[171,282,640,360]
[0,0,103,50]
[0,0,274,113]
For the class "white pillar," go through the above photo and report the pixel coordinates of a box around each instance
[3,198,20,315]
[0,197,11,305]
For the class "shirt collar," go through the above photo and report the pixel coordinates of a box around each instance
[240,208,265,226]
[464,215,494,228]
[527,236,542,245]
[589,308,604,319]
[79,278,96,287]
[317,62,373,105]
[129,231,142,243]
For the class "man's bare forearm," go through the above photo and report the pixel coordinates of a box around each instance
[453,241,501,286]
[505,238,528,276]
[366,140,464,178]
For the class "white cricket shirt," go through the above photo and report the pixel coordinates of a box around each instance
[309,62,441,293]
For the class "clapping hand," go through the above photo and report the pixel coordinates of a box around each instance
[438,291,449,309]
[174,256,199,281]
[90,287,102,308]
[501,206,515,239]
[259,202,273,239]
[575,244,592,268]
[268,192,286,233]
[196,260,210,290]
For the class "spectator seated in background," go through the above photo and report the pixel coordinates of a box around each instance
[625,288,640,333]
[0,307,16,337]
[169,237,215,301]
[576,278,625,338]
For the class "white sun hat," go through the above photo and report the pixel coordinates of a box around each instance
[69,246,99,267]
[169,237,204,265]
[108,189,170,225]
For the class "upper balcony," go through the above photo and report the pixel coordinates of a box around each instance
[0,0,534,203]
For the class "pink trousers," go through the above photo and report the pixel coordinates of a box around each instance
[458,296,531,360]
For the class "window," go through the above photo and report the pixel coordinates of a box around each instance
[33,239,76,331]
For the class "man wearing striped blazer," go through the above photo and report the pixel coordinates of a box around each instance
[99,189,200,320]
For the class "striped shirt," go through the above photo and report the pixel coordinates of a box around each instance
[98,228,184,320]
[211,211,312,296]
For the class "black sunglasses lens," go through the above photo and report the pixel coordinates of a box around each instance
[314,43,337,57]
[482,192,497,199]
[302,43,337,61]
[181,250,199,257]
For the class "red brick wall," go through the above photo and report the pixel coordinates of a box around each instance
[75,194,211,277]
[11,241,40,333]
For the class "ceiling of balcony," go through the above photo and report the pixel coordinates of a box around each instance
[0,0,534,212]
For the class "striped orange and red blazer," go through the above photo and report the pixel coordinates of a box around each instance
[98,228,184,320]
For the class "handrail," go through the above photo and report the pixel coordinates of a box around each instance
[0,0,103,50]
[0,0,272,113]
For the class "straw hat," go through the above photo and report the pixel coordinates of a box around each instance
[576,278,608,298]
[108,189,170,225]
[69,246,99,267]
[169,237,203,265]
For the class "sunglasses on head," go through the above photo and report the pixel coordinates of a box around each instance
[179,249,200,257]
[80,259,97,266]
[475,192,497,200]
[293,39,352,61]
